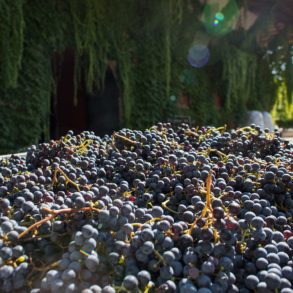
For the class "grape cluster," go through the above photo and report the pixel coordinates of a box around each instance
[0,123,292,292]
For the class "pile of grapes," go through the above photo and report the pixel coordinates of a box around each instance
[0,123,292,293]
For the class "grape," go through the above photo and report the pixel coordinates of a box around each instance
[272,231,285,242]
[280,278,292,289]
[219,257,234,272]
[82,238,97,252]
[188,266,199,279]
[141,241,154,255]
[0,123,292,292]
[85,255,100,272]
[82,225,95,239]
[256,257,269,270]
[268,267,282,277]
[7,231,19,243]
[59,258,71,270]
[267,253,281,264]
[2,279,13,292]
[287,237,293,249]
[215,272,229,291]
[74,231,85,245]
[90,285,102,293]
[245,275,259,289]
[171,260,183,276]
[265,272,281,289]
[162,251,175,265]
[137,270,151,289]
[70,250,82,261]
[0,247,13,260]
[46,270,60,282]
[183,250,197,265]
[254,247,267,259]
[201,260,215,275]
[180,281,198,293]
[256,281,269,292]
[65,283,78,293]
[68,261,81,272]
[12,245,24,258]
[158,279,176,292]
[1,221,13,233]
[80,269,92,281]
[251,216,265,229]
[265,244,278,254]
[198,288,212,293]
[50,278,64,291]
[196,274,212,288]
[16,262,29,274]
[281,289,293,293]
[277,242,290,253]
[102,286,115,293]
[282,266,293,281]
[162,236,174,249]
[0,265,13,279]
[122,275,138,290]
[170,247,181,260]
[160,265,174,280]
[22,201,35,213]
[158,220,171,231]
[61,269,76,281]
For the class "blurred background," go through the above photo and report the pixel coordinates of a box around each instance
[0,0,292,154]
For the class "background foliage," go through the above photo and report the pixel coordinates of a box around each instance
[0,0,292,154]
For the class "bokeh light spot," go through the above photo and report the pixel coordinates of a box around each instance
[213,19,219,26]
[170,95,176,102]
[215,12,224,21]
[187,44,210,68]
[202,0,239,36]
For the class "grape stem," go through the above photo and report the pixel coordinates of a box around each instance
[130,218,161,230]
[32,260,59,272]
[113,132,137,146]
[143,281,154,293]
[162,199,179,214]
[188,171,213,234]
[18,206,101,239]
[207,148,228,160]
[154,249,166,265]
[52,167,81,191]
[200,171,213,218]
[184,130,198,137]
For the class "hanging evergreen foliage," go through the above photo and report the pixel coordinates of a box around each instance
[0,0,291,154]
[0,0,24,88]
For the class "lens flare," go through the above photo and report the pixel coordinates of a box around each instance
[215,12,224,21]
[170,95,176,102]
[213,19,219,26]
[187,44,210,68]
[202,0,239,36]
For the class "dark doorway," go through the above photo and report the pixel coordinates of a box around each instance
[86,69,120,137]
[51,50,120,139]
